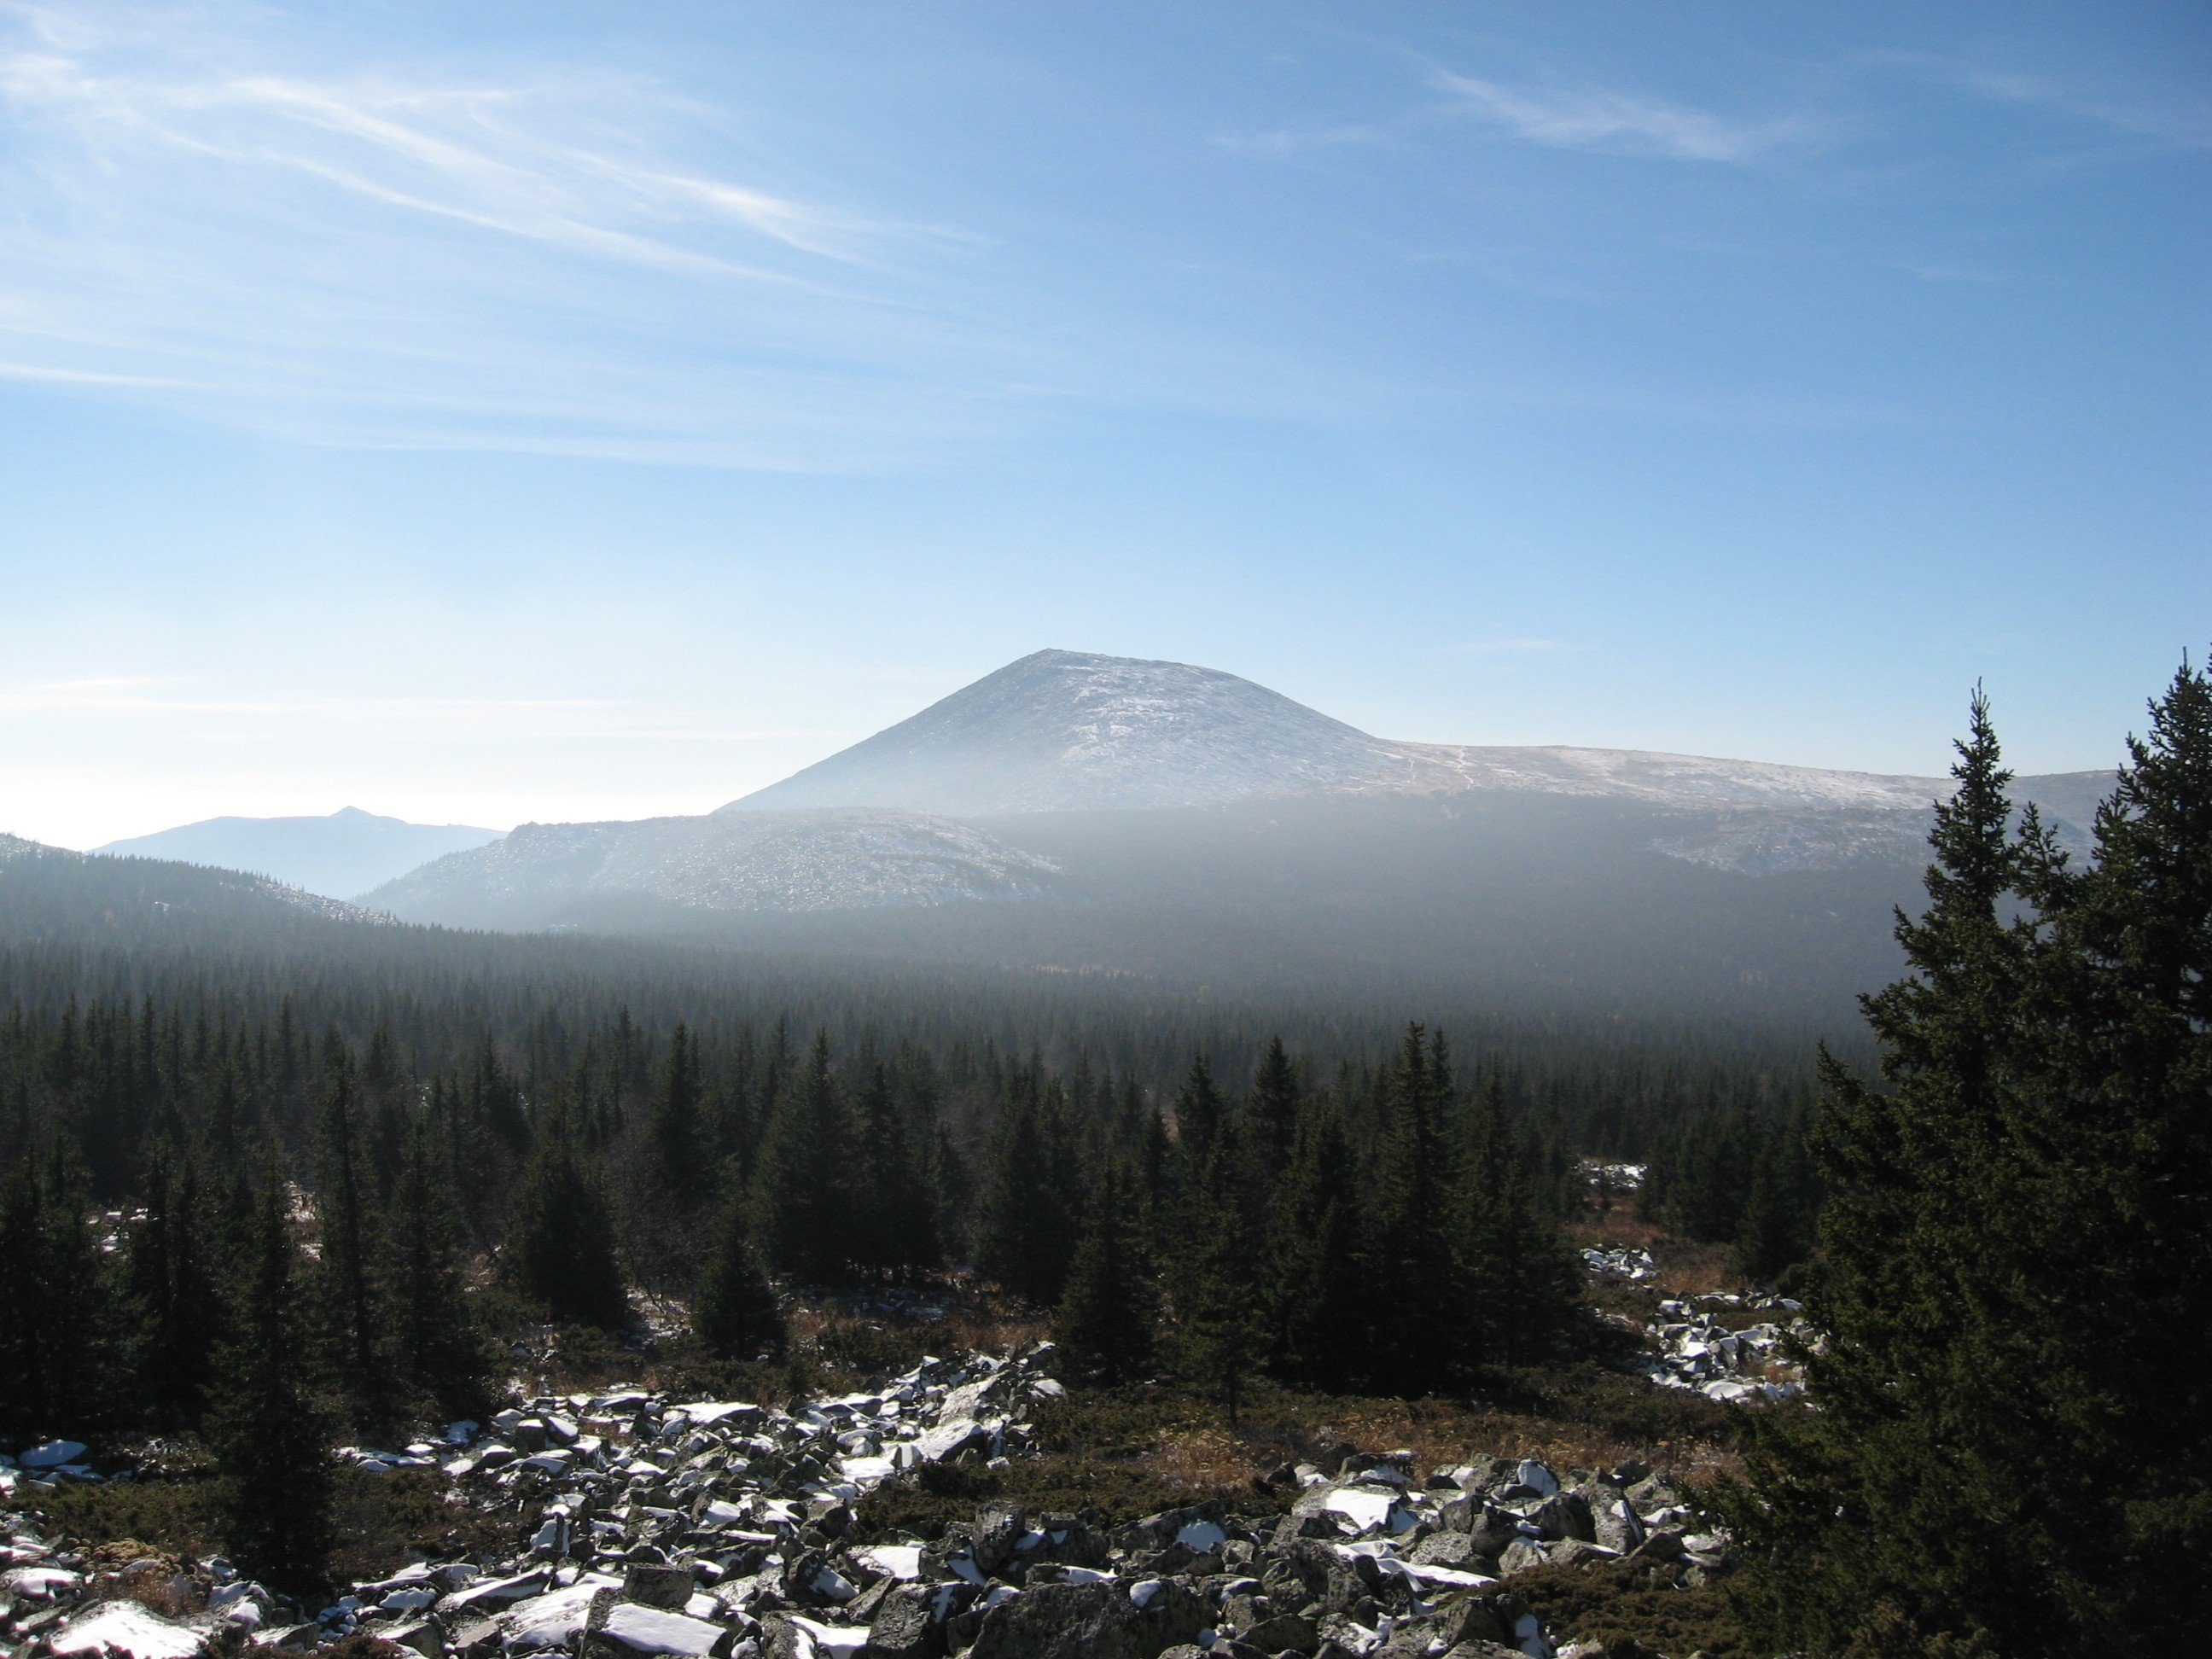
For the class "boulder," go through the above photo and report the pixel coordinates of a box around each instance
[966,1582,1145,1659]
[1497,1539,1547,1576]
[621,1564,696,1612]
[1239,1610,1319,1653]
[1577,1484,1645,1555]
[971,1501,1026,1576]
[1528,1490,1594,1543]
[588,1603,729,1657]
[864,1583,940,1658]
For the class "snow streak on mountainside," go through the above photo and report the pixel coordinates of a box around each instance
[725,649,1978,819]
[366,810,1064,927]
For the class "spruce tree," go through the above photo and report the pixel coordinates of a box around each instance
[1458,1079,1580,1370]
[692,1185,786,1360]
[1265,1091,1365,1391]
[649,1023,707,1203]
[1170,1147,1266,1421]
[750,1031,852,1286]
[1244,1037,1300,1189]
[1362,1025,1463,1394]
[853,1062,936,1282]
[381,1114,492,1417]
[0,1153,122,1440]
[1726,677,2212,1652]
[209,1161,336,1591]
[1055,1161,1157,1384]
[975,1075,1074,1305]
[312,1045,393,1429]
[126,1138,221,1429]
[504,1126,629,1330]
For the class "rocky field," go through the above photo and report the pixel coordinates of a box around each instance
[0,1205,1772,1659]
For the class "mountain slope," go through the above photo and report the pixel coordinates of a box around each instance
[365,810,1065,932]
[2,832,375,938]
[725,648,2021,820]
[96,806,503,899]
[726,649,1404,816]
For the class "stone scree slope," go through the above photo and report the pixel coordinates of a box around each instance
[1,1343,1736,1659]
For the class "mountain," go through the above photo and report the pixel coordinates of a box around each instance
[349,649,2116,1027]
[725,648,1970,819]
[2,831,375,937]
[727,649,1402,816]
[96,806,504,899]
[366,810,1064,931]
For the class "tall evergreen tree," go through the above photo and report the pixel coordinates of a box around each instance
[381,1113,492,1417]
[1266,1091,1365,1391]
[1244,1037,1300,1189]
[750,1031,852,1286]
[1054,1160,1157,1384]
[649,1023,707,1202]
[126,1138,221,1429]
[975,1074,1075,1305]
[1726,675,2212,1653]
[504,1126,629,1330]
[3,1153,120,1439]
[312,1044,393,1429]
[692,1185,786,1360]
[1361,1025,1463,1393]
[853,1062,936,1282]
[209,1161,335,1591]
[1460,1080,1582,1369]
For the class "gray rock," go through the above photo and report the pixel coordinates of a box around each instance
[967,1581,1145,1659]
[1528,1489,1595,1543]
[387,1617,445,1656]
[1240,1610,1320,1653]
[1498,1538,1548,1575]
[620,1564,695,1612]
[864,1583,940,1658]
[1546,1539,1619,1570]
[1578,1483,1645,1555]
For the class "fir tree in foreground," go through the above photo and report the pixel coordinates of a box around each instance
[1723,666,2212,1656]
[209,1162,335,1591]
[693,1187,785,1360]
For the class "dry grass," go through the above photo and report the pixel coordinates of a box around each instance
[80,1543,203,1621]
[1568,1204,1672,1249]
[1030,1368,1739,1498]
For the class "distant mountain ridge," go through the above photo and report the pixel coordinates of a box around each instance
[3,831,375,927]
[725,648,2035,820]
[96,806,504,899]
[13,650,2128,1029]
[367,809,1064,930]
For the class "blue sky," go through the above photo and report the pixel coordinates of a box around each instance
[1,1,2204,847]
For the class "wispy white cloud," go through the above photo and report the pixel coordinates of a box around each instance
[0,5,1034,468]
[1429,70,1807,162]
[1949,65,2212,149]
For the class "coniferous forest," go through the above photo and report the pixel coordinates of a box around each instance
[0,660,2205,1657]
